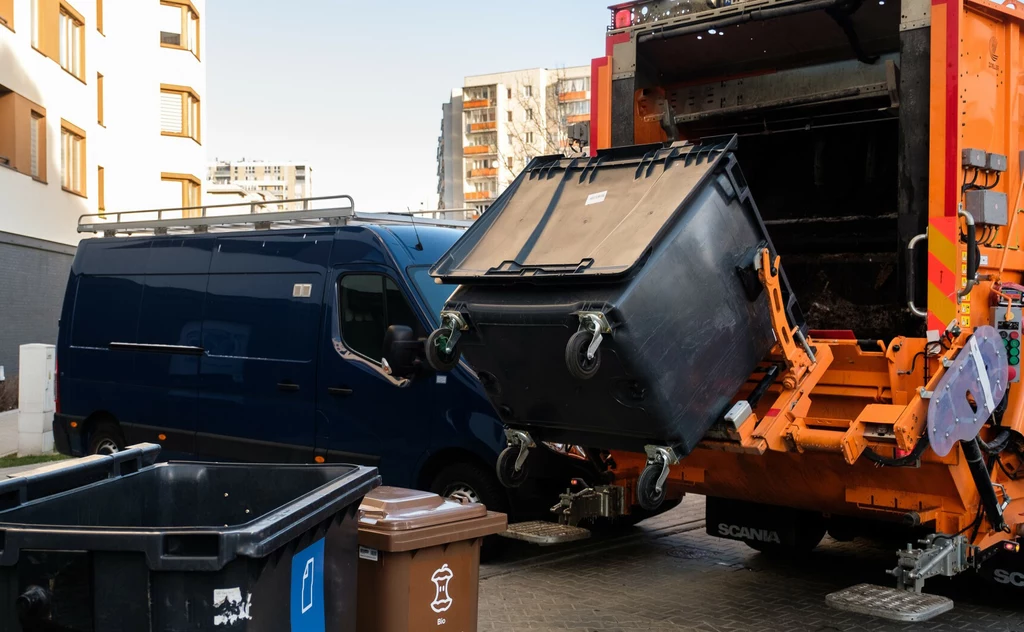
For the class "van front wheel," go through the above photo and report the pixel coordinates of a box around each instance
[430,463,508,514]
[88,421,125,456]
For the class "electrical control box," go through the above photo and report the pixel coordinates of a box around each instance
[963,148,988,169]
[966,189,1008,226]
[987,152,1008,172]
[994,288,1023,383]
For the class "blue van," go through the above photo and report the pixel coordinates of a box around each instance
[53,203,599,519]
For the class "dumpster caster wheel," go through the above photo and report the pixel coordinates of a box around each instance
[496,446,529,488]
[426,328,460,372]
[565,330,601,380]
[637,464,667,512]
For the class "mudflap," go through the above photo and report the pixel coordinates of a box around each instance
[705,497,824,549]
[977,540,1024,589]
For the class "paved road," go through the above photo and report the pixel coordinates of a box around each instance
[479,496,1024,632]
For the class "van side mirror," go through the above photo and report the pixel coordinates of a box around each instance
[383,325,420,379]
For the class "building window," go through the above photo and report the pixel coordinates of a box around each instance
[96,72,104,125]
[526,132,534,144]
[160,84,201,143]
[526,109,534,120]
[58,4,85,81]
[507,88,512,99]
[60,120,86,197]
[97,166,105,211]
[507,156,513,170]
[0,86,47,182]
[507,111,512,122]
[162,172,201,214]
[523,85,533,98]
[339,274,419,363]
[95,0,101,33]
[160,1,199,58]
[0,0,13,31]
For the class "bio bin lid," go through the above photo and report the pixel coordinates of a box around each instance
[358,486,487,531]
[357,487,507,553]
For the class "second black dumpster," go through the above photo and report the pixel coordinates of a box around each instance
[0,444,379,632]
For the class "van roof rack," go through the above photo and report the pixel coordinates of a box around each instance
[77,195,476,236]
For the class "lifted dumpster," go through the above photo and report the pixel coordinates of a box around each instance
[429,136,803,497]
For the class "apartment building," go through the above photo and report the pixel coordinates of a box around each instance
[207,160,313,210]
[0,0,207,375]
[437,66,591,214]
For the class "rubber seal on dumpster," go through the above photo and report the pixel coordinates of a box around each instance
[291,538,326,631]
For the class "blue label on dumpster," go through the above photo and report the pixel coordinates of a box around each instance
[291,538,325,632]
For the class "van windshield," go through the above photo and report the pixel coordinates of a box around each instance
[408,266,455,325]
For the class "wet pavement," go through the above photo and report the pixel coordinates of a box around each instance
[479,496,1024,631]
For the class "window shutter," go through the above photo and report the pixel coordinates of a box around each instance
[29,115,40,177]
[160,91,182,133]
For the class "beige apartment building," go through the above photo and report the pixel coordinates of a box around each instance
[207,159,313,210]
[437,65,591,215]
[0,0,206,376]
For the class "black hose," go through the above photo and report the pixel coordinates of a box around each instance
[961,438,1008,532]
[863,435,930,467]
[978,429,1012,454]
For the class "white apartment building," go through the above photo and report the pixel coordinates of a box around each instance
[0,0,207,375]
[437,66,591,215]
[206,159,313,211]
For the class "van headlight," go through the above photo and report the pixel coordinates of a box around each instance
[543,442,588,461]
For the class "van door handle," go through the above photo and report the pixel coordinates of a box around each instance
[328,387,353,397]
[277,382,300,392]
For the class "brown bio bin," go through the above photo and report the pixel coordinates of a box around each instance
[356,486,507,632]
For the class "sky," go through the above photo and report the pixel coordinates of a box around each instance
[205,1,612,213]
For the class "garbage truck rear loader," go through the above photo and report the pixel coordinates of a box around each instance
[428,0,1024,621]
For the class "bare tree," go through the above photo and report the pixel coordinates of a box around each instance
[499,68,590,181]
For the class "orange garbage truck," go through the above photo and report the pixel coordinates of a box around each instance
[427,0,1024,621]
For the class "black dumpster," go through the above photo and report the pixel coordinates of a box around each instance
[0,444,379,632]
[429,136,803,456]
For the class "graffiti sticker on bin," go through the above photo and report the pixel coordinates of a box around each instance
[291,538,325,631]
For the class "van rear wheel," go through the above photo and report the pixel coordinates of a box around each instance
[88,421,124,456]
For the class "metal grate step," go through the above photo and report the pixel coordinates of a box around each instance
[826,584,954,623]
[501,521,592,546]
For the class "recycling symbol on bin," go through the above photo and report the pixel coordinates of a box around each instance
[430,564,454,613]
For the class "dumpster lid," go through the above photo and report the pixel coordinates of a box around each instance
[430,136,736,282]
[357,486,486,531]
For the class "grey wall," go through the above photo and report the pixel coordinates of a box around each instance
[0,232,75,377]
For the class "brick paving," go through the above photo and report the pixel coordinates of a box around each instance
[479,496,1024,632]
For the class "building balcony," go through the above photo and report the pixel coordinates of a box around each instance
[559,91,589,102]
[566,114,591,124]
[463,99,495,109]
[464,145,495,155]
[465,191,493,201]
[468,168,498,178]
[469,121,497,132]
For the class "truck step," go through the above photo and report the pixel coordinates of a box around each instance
[501,520,592,545]
[826,583,953,623]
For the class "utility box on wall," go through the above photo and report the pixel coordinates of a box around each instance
[18,344,55,456]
